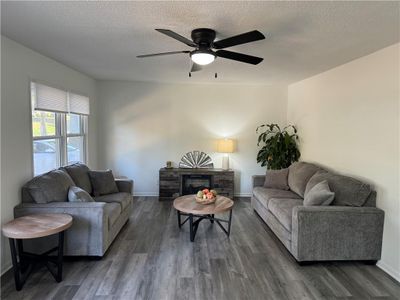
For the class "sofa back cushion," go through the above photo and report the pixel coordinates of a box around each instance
[62,163,92,194]
[22,169,75,203]
[288,162,322,197]
[263,168,289,190]
[305,171,372,207]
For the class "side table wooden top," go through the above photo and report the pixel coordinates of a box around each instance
[173,195,234,215]
[2,214,73,239]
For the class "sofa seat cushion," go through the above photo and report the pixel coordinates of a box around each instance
[288,162,322,197]
[104,202,122,228]
[62,163,92,195]
[268,198,303,231]
[305,171,372,207]
[95,192,131,211]
[253,187,301,210]
[23,169,75,203]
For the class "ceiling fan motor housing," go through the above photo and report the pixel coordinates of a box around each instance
[191,28,216,49]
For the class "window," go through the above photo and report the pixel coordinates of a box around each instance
[31,82,89,175]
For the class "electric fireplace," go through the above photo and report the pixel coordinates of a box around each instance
[181,174,212,195]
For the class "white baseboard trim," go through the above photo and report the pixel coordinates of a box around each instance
[1,264,12,277]
[377,260,400,282]
[234,193,252,197]
[133,192,159,197]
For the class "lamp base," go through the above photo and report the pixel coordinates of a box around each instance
[222,156,229,170]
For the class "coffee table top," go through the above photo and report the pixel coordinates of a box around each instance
[2,214,73,239]
[173,195,234,215]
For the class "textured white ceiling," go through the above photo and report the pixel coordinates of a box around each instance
[2,1,399,84]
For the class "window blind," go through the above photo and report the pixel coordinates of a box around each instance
[32,82,68,113]
[31,82,90,115]
[69,93,90,115]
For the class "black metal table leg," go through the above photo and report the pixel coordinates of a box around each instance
[9,239,22,291]
[189,214,194,242]
[56,231,64,282]
[176,208,233,242]
[8,230,66,291]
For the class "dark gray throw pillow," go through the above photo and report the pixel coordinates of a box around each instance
[68,186,94,202]
[88,170,119,196]
[304,180,335,206]
[264,168,289,190]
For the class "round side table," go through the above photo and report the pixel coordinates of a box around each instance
[173,195,234,242]
[2,213,73,291]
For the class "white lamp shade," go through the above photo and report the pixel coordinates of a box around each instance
[217,139,234,153]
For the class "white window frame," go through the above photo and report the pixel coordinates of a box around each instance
[31,111,88,176]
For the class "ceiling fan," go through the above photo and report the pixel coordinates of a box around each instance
[137,28,266,73]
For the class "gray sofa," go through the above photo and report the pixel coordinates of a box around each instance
[252,162,384,263]
[14,163,133,257]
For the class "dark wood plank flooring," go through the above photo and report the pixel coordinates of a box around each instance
[1,197,399,299]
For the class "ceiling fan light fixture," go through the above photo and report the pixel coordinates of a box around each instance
[191,50,215,65]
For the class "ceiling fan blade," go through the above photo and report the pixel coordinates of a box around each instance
[190,63,202,72]
[216,50,263,65]
[155,29,197,47]
[213,30,265,49]
[137,51,190,58]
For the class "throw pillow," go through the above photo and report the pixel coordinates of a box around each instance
[68,186,94,202]
[88,170,119,196]
[263,168,289,190]
[304,180,335,206]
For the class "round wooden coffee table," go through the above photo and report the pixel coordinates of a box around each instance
[2,214,73,291]
[173,195,234,242]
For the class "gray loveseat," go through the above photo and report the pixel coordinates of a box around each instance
[252,162,384,263]
[14,163,133,257]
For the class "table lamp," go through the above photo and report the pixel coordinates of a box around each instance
[217,138,234,170]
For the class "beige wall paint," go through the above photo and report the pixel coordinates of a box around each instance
[1,36,98,274]
[96,81,287,196]
[287,43,400,280]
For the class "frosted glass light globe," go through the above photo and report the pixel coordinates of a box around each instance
[191,51,215,65]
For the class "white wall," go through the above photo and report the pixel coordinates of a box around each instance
[96,81,287,196]
[1,36,98,274]
[287,43,400,280]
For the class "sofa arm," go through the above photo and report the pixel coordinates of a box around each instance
[252,175,265,188]
[15,202,106,209]
[14,202,107,256]
[291,206,384,262]
[115,179,133,194]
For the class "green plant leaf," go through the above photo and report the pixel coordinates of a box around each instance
[256,123,300,169]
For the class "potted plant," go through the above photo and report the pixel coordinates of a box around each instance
[256,123,300,169]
